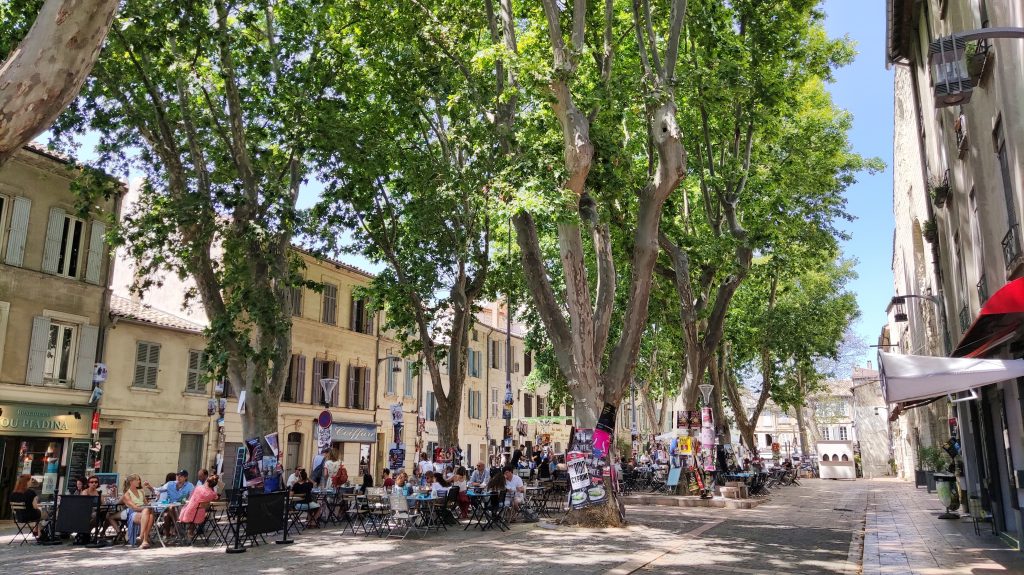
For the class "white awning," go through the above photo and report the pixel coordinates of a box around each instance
[878,351,1024,404]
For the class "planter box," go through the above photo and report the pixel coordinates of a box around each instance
[915,469,926,488]
[925,470,936,493]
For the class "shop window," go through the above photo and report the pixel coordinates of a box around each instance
[321,283,337,325]
[132,341,161,389]
[178,433,205,477]
[185,349,207,393]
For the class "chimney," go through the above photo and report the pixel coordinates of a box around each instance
[867,360,873,370]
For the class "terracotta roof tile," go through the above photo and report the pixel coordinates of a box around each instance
[110,294,205,333]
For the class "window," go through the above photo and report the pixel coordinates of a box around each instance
[290,285,303,317]
[954,232,969,309]
[425,391,437,421]
[177,433,205,478]
[186,349,207,393]
[346,365,371,409]
[490,388,499,417]
[490,340,501,369]
[994,118,1016,228]
[468,349,480,378]
[312,359,340,405]
[284,354,306,403]
[524,350,532,376]
[132,341,161,389]
[472,329,478,342]
[404,360,415,397]
[537,396,546,417]
[56,215,85,278]
[970,189,986,301]
[321,283,337,325]
[821,427,831,440]
[45,321,78,385]
[523,393,533,417]
[468,389,482,419]
[386,357,397,395]
[565,402,573,418]
[0,194,7,260]
[764,434,773,447]
[839,426,848,441]
[351,297,373,334]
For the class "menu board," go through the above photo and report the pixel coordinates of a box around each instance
[64,440,91,492]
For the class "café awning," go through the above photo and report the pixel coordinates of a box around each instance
[878,351,1024,405]
[953,277,1024,357]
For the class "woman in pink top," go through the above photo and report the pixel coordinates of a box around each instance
[178,475,219,534]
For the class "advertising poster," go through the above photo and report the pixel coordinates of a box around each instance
[676,411,687,430]
[678,436,694,455]
[388,443,406,472]
[243,437,264,488]
[503,382,514,420]
[701,406,713,428]
[207,399,216,416]
[566,452,591,509]
[390,403,404,444]
[687,410,701,429]
[264,432,280,457]
[316,425,332,454]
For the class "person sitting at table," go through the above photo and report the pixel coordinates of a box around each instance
[114,474,156,548]
[394,472,413,496]
[178,475,219,539]
[361,469,374,492]
[10,474,47,537]
[503,468,525,520]
[70,476,86,495]
[290,470,321,527]
[381,469,395,490]
[286,466,303,488]
[451,467,470,519]
[469,462,489,487]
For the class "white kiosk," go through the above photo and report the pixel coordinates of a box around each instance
[817,440,856,480]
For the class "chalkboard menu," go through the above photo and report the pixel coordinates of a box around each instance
[64,440,91,492]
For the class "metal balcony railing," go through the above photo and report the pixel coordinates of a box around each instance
[959,303,971,333]
[977,275,988,305]
[955,114,968,155]
[1002,224,1022,271]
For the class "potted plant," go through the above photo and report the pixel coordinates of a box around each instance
[920,446,945,493]
[929,174,951,208]
[923,219,939,244]
[965,40,991,83]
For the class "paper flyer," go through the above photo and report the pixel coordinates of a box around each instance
[243,437,264,488]
[388,443,406,472]
[317,425,332,454]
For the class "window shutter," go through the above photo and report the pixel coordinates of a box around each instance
[331,362,341,407]
[84,220,105,285]
[187,350,202,392]
[296,355,306,403]
[350,296,358,331]
[73,325,99,390]
[5,196,31,266]
[26,315,50,385]
[386,358,395,394]
[347,364,356,408]
[284,354,296,402]
[133,343,148,387]
[311,358,322,404]
[363,366,371,410]
[365,307,374,334]
[41,207,65,274]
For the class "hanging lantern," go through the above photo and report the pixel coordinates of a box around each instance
[888,296,908,322]
[929,36,972,107]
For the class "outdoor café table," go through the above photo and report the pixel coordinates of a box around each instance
[463,490,492,530]
[146,502,181,547]
[93,501,122,543]
[406,494,442,532]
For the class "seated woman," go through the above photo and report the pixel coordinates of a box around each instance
[178,475,220,539]
[451,467,470,519]
[393,472,412,497]
[290,470,321,527]
[10,474,46,536]
[112,474,156,548]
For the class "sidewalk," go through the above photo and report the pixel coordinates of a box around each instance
[862,478,1024,575]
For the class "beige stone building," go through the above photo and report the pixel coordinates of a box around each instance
[886,0,1024,542]
[0,145,121,516]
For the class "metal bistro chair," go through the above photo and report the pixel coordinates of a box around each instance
[481,489,509,532]
[385,492,422,539]
[8,502,41,545]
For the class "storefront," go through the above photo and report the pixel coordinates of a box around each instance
[329,421,378,476]
[0,401,94,518]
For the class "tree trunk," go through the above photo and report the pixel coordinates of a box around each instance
[796,404,809,457]
[710,351,730,445]
[0,0,119,166]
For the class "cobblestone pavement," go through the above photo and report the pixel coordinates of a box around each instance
[1,479,1020,574]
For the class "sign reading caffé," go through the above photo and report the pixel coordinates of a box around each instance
[0,403,93,437]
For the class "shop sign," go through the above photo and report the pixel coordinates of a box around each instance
[0,403,93,437]
[330,422,377,444]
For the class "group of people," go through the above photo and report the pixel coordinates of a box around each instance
[11,468,222,549]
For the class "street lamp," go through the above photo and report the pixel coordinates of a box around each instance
[928,27,1024,108]
[887,293,950,354]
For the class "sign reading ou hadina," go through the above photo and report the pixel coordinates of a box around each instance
[0,403,94,438]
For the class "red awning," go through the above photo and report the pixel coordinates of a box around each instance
[953,277,1024,357]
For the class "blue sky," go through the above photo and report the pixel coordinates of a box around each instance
[822,0,895,368]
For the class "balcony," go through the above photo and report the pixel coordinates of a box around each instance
[977,274,989,305]
[959,302,971,333]
[1002,224,1023,272]
[955,114,968,157]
